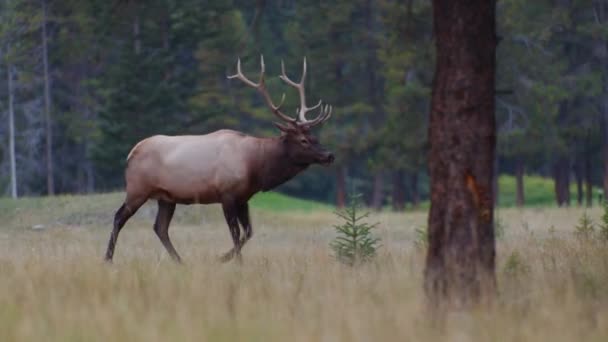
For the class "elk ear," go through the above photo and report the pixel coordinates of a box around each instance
[273,122,296,133]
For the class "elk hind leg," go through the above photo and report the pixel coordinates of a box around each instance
[220,201,242,263]
[153,200,181,263]
[105,198,145,262]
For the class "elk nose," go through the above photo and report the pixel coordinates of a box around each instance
[325,152,335,164]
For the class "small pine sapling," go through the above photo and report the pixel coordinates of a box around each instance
[330,193,380,266]
[574,211,595,240]
[599,201,608,242]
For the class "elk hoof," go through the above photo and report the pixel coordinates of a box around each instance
[219,250,235,263]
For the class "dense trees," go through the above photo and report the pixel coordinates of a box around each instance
[0,0,605,207]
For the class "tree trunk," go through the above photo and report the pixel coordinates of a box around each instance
[410,172,419,209]
[599,0,608,205]
[604,112,608,204]
[553,158,571,207]
[392,170,405,211]
[425,0,497,308]
[493,155,499,206]
[585,150,592,208]
[335,166,346,208]
[515,159,525,207]
[7,63,17,198]
[42,0,54,195]
[371,171,384,211]
[574,159,583,207]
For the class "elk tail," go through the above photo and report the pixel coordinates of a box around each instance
[126,140,145,162]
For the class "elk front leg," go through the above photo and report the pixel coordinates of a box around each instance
[236,202,253,249]
[220,201,242,263]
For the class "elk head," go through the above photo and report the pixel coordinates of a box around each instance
[228,56,334,166]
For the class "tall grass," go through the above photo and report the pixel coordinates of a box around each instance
[0,194,607,341]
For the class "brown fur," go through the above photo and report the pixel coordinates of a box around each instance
[104,127,333,263]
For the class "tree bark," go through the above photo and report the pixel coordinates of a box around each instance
[425,0,497,308]
[515,159,525,207]
[371,171,384,211]
[335,165,346,208]
[7,63,17,198]
[42,0,54,195]
[392,170,405,211]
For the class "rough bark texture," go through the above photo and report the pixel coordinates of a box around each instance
[515,159,525,207]
[424,0,497,307]
[42,0,54,195]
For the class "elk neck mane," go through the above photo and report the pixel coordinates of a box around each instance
[255,136,309,192]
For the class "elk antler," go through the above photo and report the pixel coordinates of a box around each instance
[227,56,296,123]
[228,56,332,128]
[280,57,331,127]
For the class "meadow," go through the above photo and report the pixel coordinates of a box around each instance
[0,191,607,341]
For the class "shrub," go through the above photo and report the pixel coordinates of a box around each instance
[574,211,595,241]
[330,193,381,266]
[599,201,608,242]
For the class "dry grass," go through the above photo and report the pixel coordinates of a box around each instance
[1,194,608,341]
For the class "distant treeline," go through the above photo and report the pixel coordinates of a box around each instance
[0,0,606,208]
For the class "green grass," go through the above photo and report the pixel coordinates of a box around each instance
[249,191,331,212]
[498,174,599,207]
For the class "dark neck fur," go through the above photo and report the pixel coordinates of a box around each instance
[256,137,309,192]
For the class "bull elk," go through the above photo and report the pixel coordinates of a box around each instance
[104,56,334,263]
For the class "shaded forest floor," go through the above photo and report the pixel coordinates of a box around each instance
[0,193,607,341]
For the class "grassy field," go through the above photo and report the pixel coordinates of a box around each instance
[1,192,608,341]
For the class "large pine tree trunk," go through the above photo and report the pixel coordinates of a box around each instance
[425,0,497,307]
[42,0,54,195]
[7,63,17,198]
[515,159,525,207]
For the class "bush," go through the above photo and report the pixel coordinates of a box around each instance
[599,201,608,242]
[330,193,381,266]
[574,211,595,241]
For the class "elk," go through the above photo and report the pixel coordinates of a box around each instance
[104,56,334,263]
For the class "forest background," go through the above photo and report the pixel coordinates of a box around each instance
[0,0,606,209]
